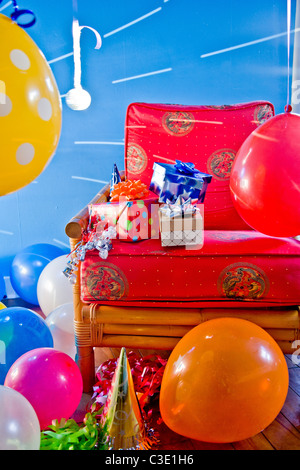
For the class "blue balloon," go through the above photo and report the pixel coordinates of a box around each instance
[10,243,66,305]
[0,306,53,384]
[0,275,5,301]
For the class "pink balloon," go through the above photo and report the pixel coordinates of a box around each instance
[4,348,83,430]
[230,112,300,237]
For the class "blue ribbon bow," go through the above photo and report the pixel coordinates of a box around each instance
[174,160,201,177]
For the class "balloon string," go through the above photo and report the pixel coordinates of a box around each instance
[73,20,82,89]
[286,0,292,112]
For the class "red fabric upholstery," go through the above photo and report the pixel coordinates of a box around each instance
[125,101,274,230]
[81,231,300,308]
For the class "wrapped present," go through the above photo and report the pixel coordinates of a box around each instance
[159,196,204,247]
[88,191,159,242]
[149,159,212,203]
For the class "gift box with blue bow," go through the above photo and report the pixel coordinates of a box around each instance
[149,160,212,203]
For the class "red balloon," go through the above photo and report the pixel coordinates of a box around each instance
[230,112,300,237]
[4,348,83,430]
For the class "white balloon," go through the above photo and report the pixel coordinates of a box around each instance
[0,386,40,450]
[46,303,76,359]
[66,87,91,111]
[37,255,73,316]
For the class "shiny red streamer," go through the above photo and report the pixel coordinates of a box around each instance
[90,352,167,416]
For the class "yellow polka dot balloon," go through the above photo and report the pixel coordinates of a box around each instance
[0,14,62,196]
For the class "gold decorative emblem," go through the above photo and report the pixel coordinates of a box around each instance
[162,111,195,136]
[207,148,236,180]
[126,143,148,175]
[218,263,269,300]
[84,262,128,301]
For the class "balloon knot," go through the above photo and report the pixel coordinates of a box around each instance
[285,104,293,113]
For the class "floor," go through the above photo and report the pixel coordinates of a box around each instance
[156,354,300,450]
[3,298,300,450]
[77,349,300,451]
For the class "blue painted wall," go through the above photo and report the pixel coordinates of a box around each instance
[0,0,296,287]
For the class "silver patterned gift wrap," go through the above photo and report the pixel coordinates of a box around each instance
[158,196,204,247]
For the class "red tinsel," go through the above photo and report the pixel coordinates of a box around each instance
[90,352,167,416]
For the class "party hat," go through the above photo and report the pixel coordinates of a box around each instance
[101,347,156,450]
[110,163,121,195]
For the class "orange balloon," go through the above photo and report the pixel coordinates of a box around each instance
[159,318,289,443]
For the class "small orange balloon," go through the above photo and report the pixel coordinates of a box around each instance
[159,318,289,443]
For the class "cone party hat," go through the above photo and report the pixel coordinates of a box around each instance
[101,347,156,450]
